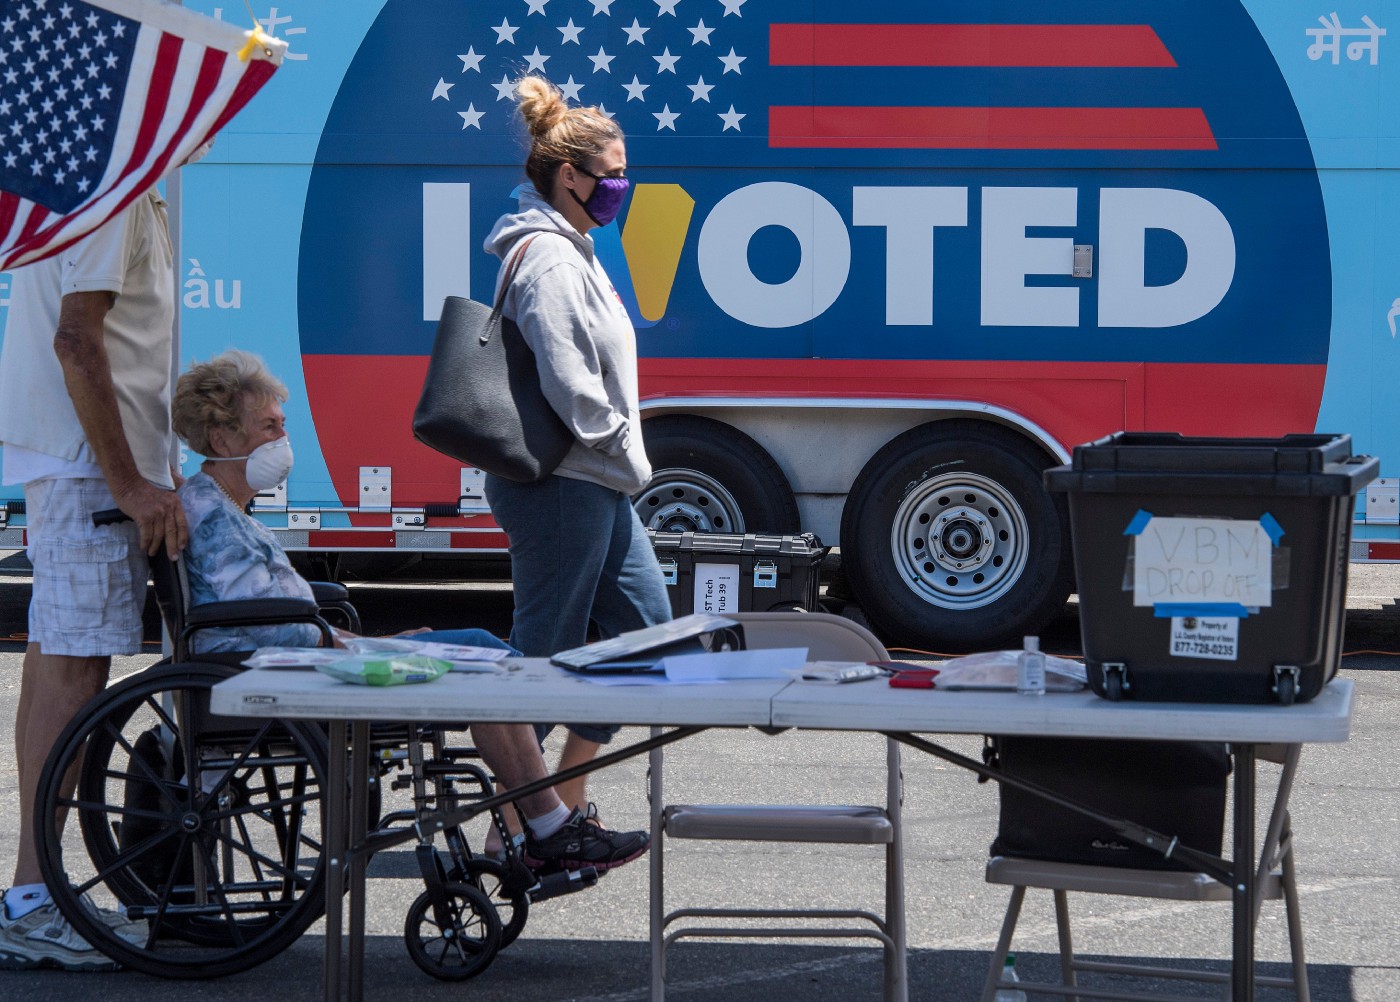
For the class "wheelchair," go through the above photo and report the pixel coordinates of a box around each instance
[34,513,594,980]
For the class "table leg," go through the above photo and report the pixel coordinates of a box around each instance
[325,720,348,1002]
[1232,743,1257,1002]
[348,721,371,1002]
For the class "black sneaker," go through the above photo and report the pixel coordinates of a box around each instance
[522,805,649,873]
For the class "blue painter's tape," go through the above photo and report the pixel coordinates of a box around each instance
[1123,509,1153,536]
[1152,603,1251,619]
[1259,512,1284,546]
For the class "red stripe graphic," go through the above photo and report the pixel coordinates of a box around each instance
[770,24,1177,68]
[769,106,1217,150]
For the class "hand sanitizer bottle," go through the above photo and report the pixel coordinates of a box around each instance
[1017,636,1045,695]
[994,954,1028,1001]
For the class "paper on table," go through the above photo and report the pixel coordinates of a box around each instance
[660,648,808,682]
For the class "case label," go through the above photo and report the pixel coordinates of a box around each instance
[1169,616,1240,661]
[694,562,739,615]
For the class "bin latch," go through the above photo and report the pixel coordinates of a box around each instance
[658,557,678,586]
[753,559,778,589]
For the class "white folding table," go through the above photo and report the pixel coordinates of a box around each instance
[210,663,1354,1002]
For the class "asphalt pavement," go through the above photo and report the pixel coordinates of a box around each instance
[0,561,1396,1000]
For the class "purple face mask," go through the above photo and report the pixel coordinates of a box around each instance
[569,165,630,227]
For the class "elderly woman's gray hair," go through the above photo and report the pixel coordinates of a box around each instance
[173,349,288,457]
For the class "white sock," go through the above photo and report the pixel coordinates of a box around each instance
[5,883,49,920]
[526,803,572,840]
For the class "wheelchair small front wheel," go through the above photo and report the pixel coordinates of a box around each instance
[460,858,528,949]
[403,881,502,981]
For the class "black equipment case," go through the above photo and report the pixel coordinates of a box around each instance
[990,737,1230,870]
[1045,432,1377,704]
[647,531,826,617]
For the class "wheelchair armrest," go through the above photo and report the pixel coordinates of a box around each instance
[182,598,336,648]
[186,597,322,625]
[309,581,350,604]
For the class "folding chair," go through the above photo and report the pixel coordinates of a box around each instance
[981,744,1309,1001]
[648,611,906,1002]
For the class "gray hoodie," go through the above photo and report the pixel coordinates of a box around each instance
[483,185,652,495]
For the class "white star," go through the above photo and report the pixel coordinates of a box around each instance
[76,176,88,191]
[688,19,713,44]
[492,74,516,100]
[622,75,649,101]
[622,19,648,44]
[653,47,679,73]
[589,0,616,13]
[524,45,550,72]
[492,18,518,43]
[458,47,483,71]
[588,46,614,72]
[431,77,453,101]
[653,104,679,130]
[718,0,745,15]
[523,0,548,13]
[597,102,613,117]
[718,104,744,131]
[687,76,713,101]
[719,46,745,73]
[558,75,583,101]
[655,0,680,14]
[458,103,484,129]
[558,18,583,43]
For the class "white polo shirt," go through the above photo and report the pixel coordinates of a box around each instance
[0,190,176,488]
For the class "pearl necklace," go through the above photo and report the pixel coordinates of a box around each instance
[208,472,248,513]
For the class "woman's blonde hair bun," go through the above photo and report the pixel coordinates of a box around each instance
[515,75,569,138]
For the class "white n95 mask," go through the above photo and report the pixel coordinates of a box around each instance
[208,437,294,492]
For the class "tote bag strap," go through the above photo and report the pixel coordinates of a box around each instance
[490,234,541,321]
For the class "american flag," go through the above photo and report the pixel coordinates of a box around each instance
[0,0,286,271]
[429,1,1214,151]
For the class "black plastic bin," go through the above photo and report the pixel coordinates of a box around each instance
[647,531,826,617]
[1045,432,1377,704]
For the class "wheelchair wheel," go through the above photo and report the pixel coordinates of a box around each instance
[38,662,329,978]
[460,858,528,949]
[403,881,501,980]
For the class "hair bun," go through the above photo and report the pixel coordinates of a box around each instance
[515,75,569,137]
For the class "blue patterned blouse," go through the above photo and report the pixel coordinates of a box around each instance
[177,472,320,653]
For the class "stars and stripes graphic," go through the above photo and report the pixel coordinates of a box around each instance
[0,0,286,271]
[432,2,1214,153]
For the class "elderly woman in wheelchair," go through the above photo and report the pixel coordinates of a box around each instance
[33,351,646,980]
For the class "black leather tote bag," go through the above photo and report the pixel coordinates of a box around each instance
[412,236,574,483]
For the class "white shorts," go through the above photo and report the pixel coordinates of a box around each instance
[25,478,148,657]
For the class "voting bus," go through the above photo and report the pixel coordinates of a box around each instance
[1,0,1397,650]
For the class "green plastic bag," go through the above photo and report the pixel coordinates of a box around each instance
[314,654,452,686]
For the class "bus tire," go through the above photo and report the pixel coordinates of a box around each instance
[840,420,1073,652]
[637,416,801,535]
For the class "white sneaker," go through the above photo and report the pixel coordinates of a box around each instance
[77,895,148,947]
[0,896,119,972]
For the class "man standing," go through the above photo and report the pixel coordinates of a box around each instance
[0,186,188,970]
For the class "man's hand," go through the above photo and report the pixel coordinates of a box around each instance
[112,478,188,559]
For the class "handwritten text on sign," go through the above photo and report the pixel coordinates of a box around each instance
[1132,517,1273,609]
